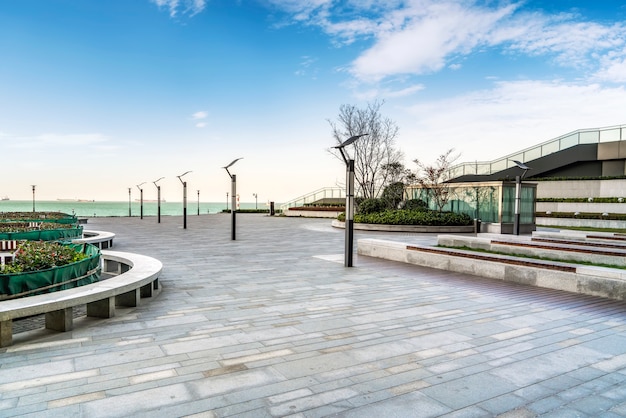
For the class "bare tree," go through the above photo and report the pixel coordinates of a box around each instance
[329,101,402,199]
[413,149,460,212]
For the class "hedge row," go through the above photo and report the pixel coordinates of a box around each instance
[352,209,472,226]
[537,211,626,220]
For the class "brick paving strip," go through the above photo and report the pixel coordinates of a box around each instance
[1,214,626,417]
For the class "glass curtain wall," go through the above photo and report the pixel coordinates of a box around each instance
[406,181,536,225]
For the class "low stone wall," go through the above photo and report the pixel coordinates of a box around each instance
[285,209,342,218]
[437,234,626,267]
[332,220,475,233]
[537,217,626,229]
[537,202,626,214]
[358,238,626,301]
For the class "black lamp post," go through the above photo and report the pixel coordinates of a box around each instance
[128,187,132,217]
[136,182,146,219]
[253,193,258,210]
[153,177,164,223]
[223,158,243,240]
[226,192,229,211]
[334,134,368,267]
[177,171,192,229]
[197,190,200,215]
[31,185,36,212]
[512,160,530,235]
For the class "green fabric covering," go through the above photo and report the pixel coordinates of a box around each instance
[0,243,101,298]
[0,227,83,241]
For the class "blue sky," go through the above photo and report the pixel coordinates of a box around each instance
[2,0,626,203]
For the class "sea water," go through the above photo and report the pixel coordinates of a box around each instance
[0,200,264,217]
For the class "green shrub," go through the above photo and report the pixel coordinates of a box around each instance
[537,211,626,220]
[402,199,428,211]
[354,209,472,226]
[357,198,386,215]
[380,182,405,210]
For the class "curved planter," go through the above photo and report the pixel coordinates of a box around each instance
[0,243,101,299]
[0,227,83,241]
[331,220,475,233]
[0,213,78,224]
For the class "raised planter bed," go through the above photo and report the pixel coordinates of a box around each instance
[358,237,626,302]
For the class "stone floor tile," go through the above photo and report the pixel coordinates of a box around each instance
[1,216,625,417]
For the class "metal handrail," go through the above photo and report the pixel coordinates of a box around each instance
[448,124,626,178]
[280,187,345,211]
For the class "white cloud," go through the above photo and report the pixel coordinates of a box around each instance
[354,83,424,101]
[398,80,626,164]
[593,47,626,83]
[9,133,108,149]
[151,0,206,18]
[196,122,207,128]
[268,0,626,86]
[349,2,519,82]
[192,111,208,119]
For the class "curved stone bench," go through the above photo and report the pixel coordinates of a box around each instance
[0,250,162,347]
[72,230,115,249]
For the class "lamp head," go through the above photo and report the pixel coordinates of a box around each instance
[223,158,243,178]
[512,160,530,170]
[334,133,368,149]
[223,158,243,169]
[177,171,192,184]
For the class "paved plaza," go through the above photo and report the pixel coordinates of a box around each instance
[2,214,626,417]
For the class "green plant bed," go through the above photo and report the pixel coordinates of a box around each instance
[0,211,78,224]
[0,242,101,298]
[289,206,344,211]
[339,209,472,226]
[0,226,83,241]
[537,211,626,221]
[540,225,626,233]
[439,245,626,271]
[221,209,281,214]
[537,197,625,203]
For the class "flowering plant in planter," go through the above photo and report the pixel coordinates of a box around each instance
[0,211,75,221]
[0,222,77,233]
[0,241,88,273]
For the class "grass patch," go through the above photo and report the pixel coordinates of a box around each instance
[437,244,626,271]
[540,225,626,233]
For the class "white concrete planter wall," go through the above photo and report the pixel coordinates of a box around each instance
[537,179,626,199]
[537,202,626,214]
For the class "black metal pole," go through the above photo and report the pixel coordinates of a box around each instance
[514,175,521,235]
[345,159,355,267]
[183,181,187,229]
[31,185,36,212]
[197,190,200,215]
[140,189,144,219]
[157,186,161,223]
[128,188,131,217]
[231,175,237,240]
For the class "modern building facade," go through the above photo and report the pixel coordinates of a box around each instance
[409,124,626,233]
[405,181,537,234]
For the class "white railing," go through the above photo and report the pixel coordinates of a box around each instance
[280,187,345,211]
[448,124,626,178]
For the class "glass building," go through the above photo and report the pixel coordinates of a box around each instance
[405,181,537,234]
